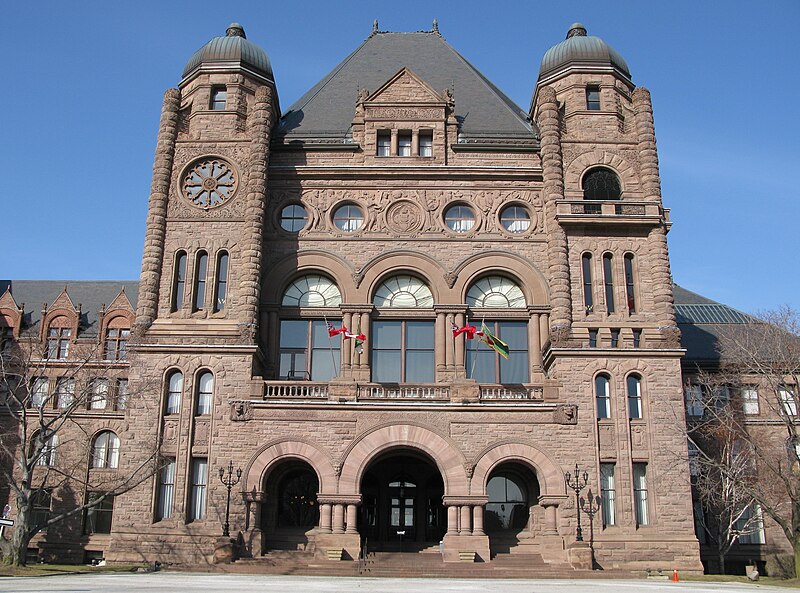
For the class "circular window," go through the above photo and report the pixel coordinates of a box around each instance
[280,204,308,232]
[499,206,530,233]
[333,204,365,232]
[182,158,238,209]
[444,204,476,233]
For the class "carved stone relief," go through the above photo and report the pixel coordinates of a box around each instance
[231,400,253,422]
[553,404,578,425]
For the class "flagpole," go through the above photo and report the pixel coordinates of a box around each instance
[323,315,339,378]
[468,316,480,380]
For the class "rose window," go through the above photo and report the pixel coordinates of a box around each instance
[182,158,238,209]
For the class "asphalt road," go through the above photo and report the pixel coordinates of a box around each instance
[0,574,788,593]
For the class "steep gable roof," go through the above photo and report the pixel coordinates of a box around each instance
[275,31,537,146]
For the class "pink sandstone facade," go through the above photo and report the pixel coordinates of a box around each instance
[11,21,772,573]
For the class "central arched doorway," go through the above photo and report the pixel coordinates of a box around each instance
[359,450,445,551]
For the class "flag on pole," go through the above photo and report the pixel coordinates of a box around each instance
[350,320,366,354]
[327,322,348,337]
[479,323,510,359]
[452,323,479,340]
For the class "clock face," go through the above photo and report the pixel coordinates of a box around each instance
[182,158,238,209]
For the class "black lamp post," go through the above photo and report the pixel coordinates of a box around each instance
[218,461,242,537]
[564,464,589,541]
[580,487,602,568]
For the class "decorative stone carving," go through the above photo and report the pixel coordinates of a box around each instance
[553,404,578,425]
[231,400,253,422]
[443,271,458,289]
[386,200,424,234]
[352,272,364,288]
[162,419,178,444]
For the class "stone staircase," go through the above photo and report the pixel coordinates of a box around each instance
[223,550,637,579]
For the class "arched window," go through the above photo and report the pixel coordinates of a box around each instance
[486,471,529,531]
[193,251,208,311]
[373,275,433,308]
[196,371,213,416]
[165,371,183,415]
[171,251,187,311]
[282,275,342,307]
[104,317,130,361]
[581,254,594,313]
[466,276,526,308]
[602,253,615,313]
[213,251,229,312]
[46,316,71,360]
[595,374,611,419]
[92,431,120,469]
[627,374,643,419]
[277,467,320,527]
[624,253,636,313]
[583,167,621,201]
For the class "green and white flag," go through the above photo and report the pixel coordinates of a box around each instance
[479,323,509,359]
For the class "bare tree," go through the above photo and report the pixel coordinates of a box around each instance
[0,338,161,566]
[686,306,800,576]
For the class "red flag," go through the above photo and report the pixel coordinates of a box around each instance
[327,322,348,337]
[452,324,479,340]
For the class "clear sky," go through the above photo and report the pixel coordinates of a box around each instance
[3,0,798,314]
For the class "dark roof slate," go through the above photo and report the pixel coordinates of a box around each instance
[276,31,537,145]
[0,280,139,337]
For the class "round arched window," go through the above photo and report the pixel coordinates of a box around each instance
[444,205,476,233]
[499,206,530,233]
[486,471,529,530]
[466,276,526,308]
[373,275,433,308]
[333,204,364,232]
[583,167,621,201]
[280,204,308,232]
[282,275,342,307]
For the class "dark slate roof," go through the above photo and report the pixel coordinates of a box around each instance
[275,31,537,145]
[674,284,756,363]
[183,23,274,82]
[539,23,631,82]
[0,280,139,337]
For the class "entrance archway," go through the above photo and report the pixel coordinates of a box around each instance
[261,459,320,551]
[485,462,540,554]
[359,450,445,551]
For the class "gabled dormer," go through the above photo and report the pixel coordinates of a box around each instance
[0,287,23,344]
[354,67,455,165]
[40,288,80,359]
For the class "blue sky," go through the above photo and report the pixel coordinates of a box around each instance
[3,1,798,314]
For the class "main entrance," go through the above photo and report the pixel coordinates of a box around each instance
[359,450,445,551]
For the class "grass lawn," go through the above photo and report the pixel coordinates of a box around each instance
[0,562,146,577]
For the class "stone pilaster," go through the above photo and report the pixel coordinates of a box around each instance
[536,86,571,340]
[239,85,276,341]
[632,87,678,339]
[135,88,180,328]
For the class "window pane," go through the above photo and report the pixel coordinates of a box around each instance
[373,351,401,383]
[466,349,494,384]
[311,348,339,381]
[501,352,527,383]
[280,320,309,349]
[405,321,433,349]
[373,321,402,345]
[405,351,434,383]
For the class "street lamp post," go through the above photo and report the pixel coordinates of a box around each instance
[218,461,242,538]
[564,463,589,542]
[580,487,602,568]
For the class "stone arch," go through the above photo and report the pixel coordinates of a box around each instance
[339,423,468,496]
[564,150,639,196]
[243,437,337,494]
[470,442,566,497]
[358,251,446,304]
[453,251,549,305]
[261,250,356,304]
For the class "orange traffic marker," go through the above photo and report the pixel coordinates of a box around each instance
[672,569,679,582]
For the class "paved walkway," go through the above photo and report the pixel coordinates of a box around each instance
[0,573,787,593]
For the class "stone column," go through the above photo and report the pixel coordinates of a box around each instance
[319,503,332,533]
[239,85,277,342]
[136,88,181,328]
[536,86,572,341]
[472,505,485,536]
[266,309,279,378]
[345,504,358,534]
[632,87,678,339]
[539,313,550,347]
[435,311,446,375]
[390,129,398,156]
[342,311,352,372]
[459,505,472,535]
[543,504,558,535]
[412,130,419,156]
[359,312,370,373]
[445,312,455,370]
[454,312,465,372]
[446,505,458,535]
[332,504,345,534]
[529,311,542,372]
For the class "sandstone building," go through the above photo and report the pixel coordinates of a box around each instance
[2,21,782,573]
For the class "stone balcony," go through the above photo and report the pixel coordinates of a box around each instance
[261,380,544,404]
[555,200,670,228]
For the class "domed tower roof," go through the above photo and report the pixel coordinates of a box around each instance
[538,23,631,82]
[182,23,274,82]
